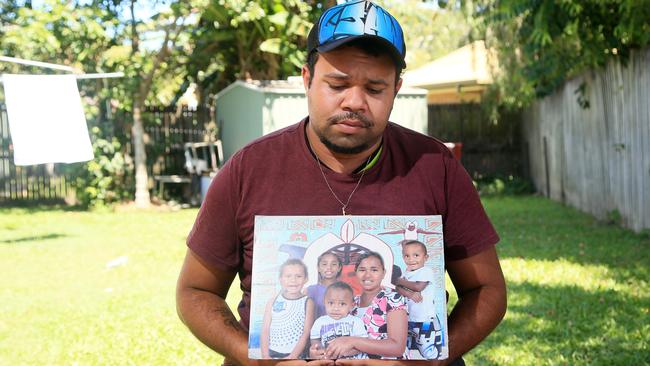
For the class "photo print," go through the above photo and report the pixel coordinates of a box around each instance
[248,215,449,360]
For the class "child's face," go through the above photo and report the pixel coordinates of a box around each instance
[318,254,341,281]
[280,264,307,297]
[402,243,428,271]
[324,288,354,320]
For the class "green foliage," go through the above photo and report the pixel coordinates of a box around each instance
[606,209,622,226]
[379,0,472,69]
[477,0,650,109]
[68,127,133,209]
[187,0,320,100]
[474,174,535,195]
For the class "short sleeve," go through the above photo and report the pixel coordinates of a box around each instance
[384,290,407,313]
[186,155,242,272]
[411,266,434,282]
[443,157,500,260]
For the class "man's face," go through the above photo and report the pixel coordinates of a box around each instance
[324,287,354,320]
[302,46,402,155]
[402,243,428,271]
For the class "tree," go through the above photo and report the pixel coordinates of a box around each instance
[379,0,471,69]
[88,0,206,208]
[477,0,650,109]
[186,0,333,104]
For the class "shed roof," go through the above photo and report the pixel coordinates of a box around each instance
[402,41,497,90]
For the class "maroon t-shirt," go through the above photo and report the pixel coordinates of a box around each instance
[187,119,499,330]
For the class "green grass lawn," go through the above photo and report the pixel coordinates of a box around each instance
[1,196,648,365]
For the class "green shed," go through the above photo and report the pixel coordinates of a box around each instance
[215,78,427,161]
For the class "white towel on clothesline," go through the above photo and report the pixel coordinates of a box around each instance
[2,73,93,165]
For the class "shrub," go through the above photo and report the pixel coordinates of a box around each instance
[67,127,133,208]
[474,175,535,196]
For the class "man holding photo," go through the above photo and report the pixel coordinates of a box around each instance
[176,1,507,365]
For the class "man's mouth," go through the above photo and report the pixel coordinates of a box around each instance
[337,119,366,128]
[328,112,372,128]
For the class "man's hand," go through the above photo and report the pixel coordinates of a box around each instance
[333,360,447,366]
[243,356,340,366]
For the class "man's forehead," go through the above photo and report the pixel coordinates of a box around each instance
[316,48,396,82]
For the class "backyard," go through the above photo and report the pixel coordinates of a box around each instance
[1,195,648,365]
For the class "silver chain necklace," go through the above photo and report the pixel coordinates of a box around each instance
[312,147,371,216]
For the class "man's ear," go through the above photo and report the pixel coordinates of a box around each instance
[394,77,403,96]
[301,64,311,92]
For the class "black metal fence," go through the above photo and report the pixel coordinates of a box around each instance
[428,103,524,178]
[0,103,214,205]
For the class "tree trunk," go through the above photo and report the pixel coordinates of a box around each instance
[132,100,150,208]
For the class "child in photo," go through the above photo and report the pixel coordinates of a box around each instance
[306,251,343,318]
[261,258,315,359]
[394,240,444,359]
[309,281,368,360]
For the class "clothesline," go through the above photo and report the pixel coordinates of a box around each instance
[0,55,124,80]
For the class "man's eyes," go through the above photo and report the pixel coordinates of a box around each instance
[328,83,346,90]
[326,83,385,94]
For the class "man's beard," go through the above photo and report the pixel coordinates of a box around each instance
[317,112,375,155]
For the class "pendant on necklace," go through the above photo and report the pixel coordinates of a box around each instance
[342,207,347,216]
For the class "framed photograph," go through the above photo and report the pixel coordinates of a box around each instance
[248,215,449,360]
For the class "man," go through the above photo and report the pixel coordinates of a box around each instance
[176,1,506,365]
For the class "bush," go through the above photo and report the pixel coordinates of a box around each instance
[474,175,535,196]
[67,127,133,208]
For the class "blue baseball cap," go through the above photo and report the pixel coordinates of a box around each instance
[307,0,406,68]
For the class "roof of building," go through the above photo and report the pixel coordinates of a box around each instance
[402,40,497,90]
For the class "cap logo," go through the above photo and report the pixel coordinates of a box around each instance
[318,0,405,56]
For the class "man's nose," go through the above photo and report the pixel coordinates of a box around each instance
[341,86,366,112]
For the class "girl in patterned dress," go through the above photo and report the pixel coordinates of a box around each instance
[323,251,409,359]
[261,258,315,359]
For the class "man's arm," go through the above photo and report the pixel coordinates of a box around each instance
[334,246,506,366]
[445,245,507,361]
[176,249,250,365]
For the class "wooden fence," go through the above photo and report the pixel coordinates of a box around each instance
[0,104,213,205]
[523,47,650,232]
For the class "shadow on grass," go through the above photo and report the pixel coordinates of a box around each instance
[484,195,650,287]
[0,233,67,244]
[478,281,650,365]
[0,203,86,212]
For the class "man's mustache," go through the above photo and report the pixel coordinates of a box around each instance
[327,112,373,127]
